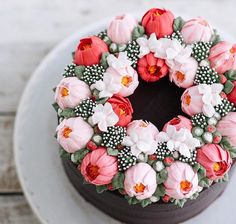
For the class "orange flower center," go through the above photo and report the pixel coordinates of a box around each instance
[213,161,228,176]
[175,71,185,82]
[148,65,158,75]
[121,75,133,87]
[153,11,161,16]
[62,127,72,138]
[213,162,221,172]
[86,164,100,181]
[134,183,146,193]
[60,87,69,97]
[140,121,148,127]
[81,43,92,50]
[119,106,127,116]
[230,47,236,54]
[180,180,192,195]
[184,94,191,106]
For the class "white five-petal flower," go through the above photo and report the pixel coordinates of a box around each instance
[90,73,120,98]
[91,102,119,132]
[157,126,200,158]
[107,51,132,69]
[198,83,223,117]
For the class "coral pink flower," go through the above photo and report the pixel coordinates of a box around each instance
[141,8,174,38]
[181,86,204,116]
[163,115,192,132]
[107,14,138,44]
[56,117,93,153]
[169,57,198,88]
[80,147,118,185]
[181,17,214,44]
[107,94,133,127]
[124,163,157,200]
[209,41,236,74]
[137,53,169,82]
[164,162,199,200]
[217,112,236,146]
[197,144,232,180]
[122,120,159,156]
[74,36,108,66]
[227,81,236,106]
[54,77,91,109]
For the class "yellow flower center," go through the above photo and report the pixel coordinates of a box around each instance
[230,47,236,54]
[180,180,192,195]
[153,11,161,16]
[175,71,185,82]
[184,94,191,106]
[62,127,72,138]
[121,75,133,87]
[148,65,157,75]
[140,121,148,127]
[60,87,69,97]
[213,162,221,172]
[119,107,126,116]
[134,183,146,193]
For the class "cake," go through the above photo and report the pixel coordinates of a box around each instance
[53,8,236,224]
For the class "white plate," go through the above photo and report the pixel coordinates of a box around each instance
[14,17,236,224]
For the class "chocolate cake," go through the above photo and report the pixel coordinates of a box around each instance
[53,7,236,224]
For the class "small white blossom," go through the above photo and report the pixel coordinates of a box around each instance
[107,51,132,70]
[157,126,200,158]
[154,161,165,172]
[91,103,119,132]
[198,83,223,117]
[90,73,120,98]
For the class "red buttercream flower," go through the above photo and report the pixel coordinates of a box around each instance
[137,53,169,82]
[141,8,174,38]
[108,94,133,127]
[74,36,108,66]
[227,81,236,106]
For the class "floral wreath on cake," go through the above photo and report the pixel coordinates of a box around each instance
[53,8,236,207]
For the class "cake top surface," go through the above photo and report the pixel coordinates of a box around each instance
[53,7,236,208]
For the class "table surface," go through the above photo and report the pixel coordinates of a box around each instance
[1,0,236,223]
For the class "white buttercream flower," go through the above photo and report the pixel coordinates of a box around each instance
[91,102,119,132]
[157,126,200,158]
[107,51,132,69]
[198,84,223,117]
[154,38,192,69]
[90,73,120,98]
[137,33,159,57]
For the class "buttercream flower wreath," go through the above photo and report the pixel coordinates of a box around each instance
[53,8,236,208]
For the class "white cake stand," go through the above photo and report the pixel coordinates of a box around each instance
[14,17,236,224]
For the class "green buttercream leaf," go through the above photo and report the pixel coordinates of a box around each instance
[223,173,229,182]
[112,172,125,190]
[225,70,236,81]
[211,29,221,46]
[197,165,206,179]
[59,108,76,118]
[132,25,145,40]
[100,52,110,69]
[107,148,119,156]
[96,97,109,105]
[220,137,232,150]
[173,17,185,32]
[59,148,71,159]
[72,149,90,163]
[174,199,187,208]
[96,185,108,193]
[193,163,201,172]
[75,66,85,78]
[156,169,168,184]
[141,199,152,208]
[224,80,234,94]
[228,146,236,158]
[52,102,60,112]
[127,196,140,205]
[154,184,166,197]
[199,177,212,188]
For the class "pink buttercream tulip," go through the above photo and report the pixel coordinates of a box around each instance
[181,86,204,116]
[209,41,236,74]
[80,147,118,185]
[124,163,157,200]
[56,117,93,153]
[163,115,192,132]
[107,14,138,44]
[55,77,91,109]
[169,57,198,88]
[217,112,236,146]
[181,17,214,44]
[197,144,232,180]
[164,162,199,200]
[106,65,139,97]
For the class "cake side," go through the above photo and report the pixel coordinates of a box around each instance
[62,157,235,224]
